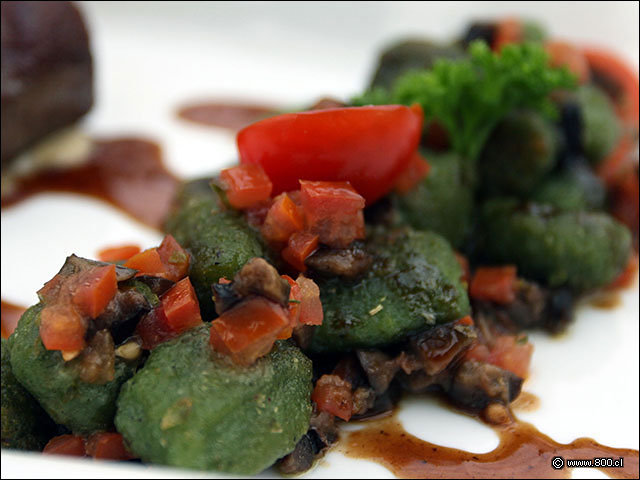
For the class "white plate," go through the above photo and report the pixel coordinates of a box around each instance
[1,2,638,478]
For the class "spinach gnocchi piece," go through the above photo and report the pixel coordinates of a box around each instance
[115,327,312,475]
[480,199,631,291]
[576,84,621,164]
[530,163,606,211]
[392,150,474,248]
[2,338,55,450]
[308,228,470,353]
[8,305,136,434]
[478,110,558,197]
[164,178,268,319]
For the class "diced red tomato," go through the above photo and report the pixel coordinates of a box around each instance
[39,304,86,352]
[456,315,474,327]
[219,164,273,209]
[545,41,590,84]
[261,193,304,244]
[97,244,141,262]
[608,253,638,290]
[311,374,353,421]
[296,275,323,326]
[393,151,431,194]
[299,180,365,248]
[85,432,134,460]
[72,265,118,318]
[136,307,174,350]
[470,266,518,305]
[124,247,165,277]
[493,17,522,51]
[281,232,319,272]
[157,235,190,282]
[43,435,87,456]
[209,297,290,365]
[281,274,301,337]
[454,252,471,286]
[237,105,423,205]
[37,273,67,304]
[583,47,639,128]
[466,335,533,378]
[161,278,202,333]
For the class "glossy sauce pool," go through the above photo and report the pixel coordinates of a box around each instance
[177,101,278,131]
[341,415,639,479]
[1,138,179,230]
[1,300,26,339]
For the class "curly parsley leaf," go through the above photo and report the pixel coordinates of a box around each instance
[353,41,576,162]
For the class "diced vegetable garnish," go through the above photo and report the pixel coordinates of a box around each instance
[260,192,304,244]
[219,164,273,209]
[237,105,423,204]
[85,432,134,460]
[393,151,431,194]
[97,244,141,262]
[124,248,165,277]
[209,296,290,366]
[296,275,323,326]
[43,435,86,456]
[545,40,589,84]
[470,266,518,304]
[124,235,190,281]
[136,307,174,350]
[39,304,86,352]
[157,234,190,282]
[281,232,319,272]
[311,374,353,421]
[161,278,202,333]
[466,335,533,378]
[72,264,118,318]
[300,180,366,248]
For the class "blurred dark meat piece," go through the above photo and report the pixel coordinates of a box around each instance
[1,1,93,164]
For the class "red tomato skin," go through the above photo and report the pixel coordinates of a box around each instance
[43,435,86,456]
[85,432,134,460]
[39,304,87,352]
[72,265,118,319]
[470,266,518,305]
[300,181,365,248]
[157,234,190,282]
[311,374,353,421]
[209,297,290,365]
[281,231,319,272]
[261,193,304,244]
[219,164,273,209]
[296,275,323,326]
[136,307,174,350]
[161,278,202,333]
[97,245,141,262]
[545,41,590,84]
[237,105,423,205]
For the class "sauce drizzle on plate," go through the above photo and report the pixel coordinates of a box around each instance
[342,416,639,479]
[1,138,179,230]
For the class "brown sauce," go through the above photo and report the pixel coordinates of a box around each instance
[342,416,638,479]
[177,101,278,131]
[1,138,179,229]
[588,291,623,310]
[1,300,26,339]
[510,391,540,413]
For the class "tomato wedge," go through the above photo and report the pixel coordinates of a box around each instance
[237,105,423,205]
